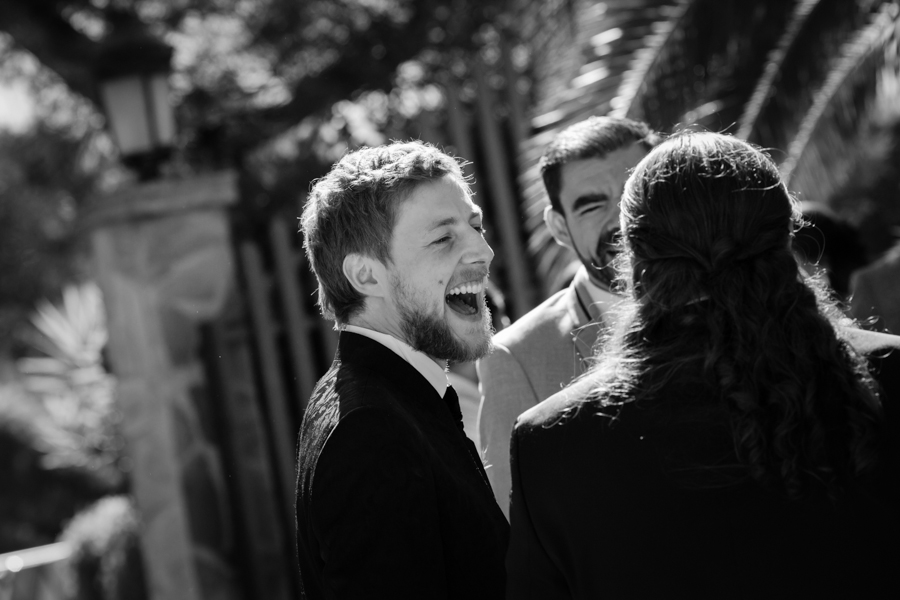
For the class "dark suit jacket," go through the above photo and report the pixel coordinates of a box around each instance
[507,328,900,600]
[295,332,509,599]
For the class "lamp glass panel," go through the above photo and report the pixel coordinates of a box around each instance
[100,76,152,155]
[149,73,176,146]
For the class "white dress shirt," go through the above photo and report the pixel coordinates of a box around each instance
[582,271,620,317]
[342,324,450,397]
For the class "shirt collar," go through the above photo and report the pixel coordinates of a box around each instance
[574,265,619,322]
[342,324,450,398]
[583,275,619,308]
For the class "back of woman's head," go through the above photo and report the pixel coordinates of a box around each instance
[620,132,796,309]
[607,132,882,500]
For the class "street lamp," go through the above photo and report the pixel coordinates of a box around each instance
[96,12,176,181]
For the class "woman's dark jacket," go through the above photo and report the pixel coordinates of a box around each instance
[507,327,900,599]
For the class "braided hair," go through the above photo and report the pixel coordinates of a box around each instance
[588,132,882,500]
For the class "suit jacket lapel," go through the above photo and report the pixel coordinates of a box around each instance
[338,331,495,492]
[338,332,443,409]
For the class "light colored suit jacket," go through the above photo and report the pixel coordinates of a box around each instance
[476,266,613,517]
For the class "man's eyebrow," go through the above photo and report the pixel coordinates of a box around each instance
[426,209,483,232]
[426,216,457,231]
[571,193,609,213]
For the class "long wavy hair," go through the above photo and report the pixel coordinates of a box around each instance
[587,132,883,500]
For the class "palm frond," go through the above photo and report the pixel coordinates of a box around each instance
[609,0,692,125]
[29,283,107,366]
[687,1,799,134]
[14,282,119,473]
[516,0,682,293]
[610,0,796,134]
[737,0,821,141]
[782,6,900,205]
[738,0,882,154]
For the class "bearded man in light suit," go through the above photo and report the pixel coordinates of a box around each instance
[476,116,660,516]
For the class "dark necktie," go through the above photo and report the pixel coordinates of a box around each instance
[443,385,492,489]
[442,385,466,434]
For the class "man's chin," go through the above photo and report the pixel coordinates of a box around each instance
[586,255,618,292]
[398,303,493,364]
[456,333,493,363]
[447,310,494,362]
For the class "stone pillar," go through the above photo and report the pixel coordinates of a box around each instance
[85,172,240,600]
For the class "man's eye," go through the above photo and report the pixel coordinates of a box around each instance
[434,235,451,244]
[579,204,605,215]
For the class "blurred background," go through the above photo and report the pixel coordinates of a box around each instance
[1,1,899,598]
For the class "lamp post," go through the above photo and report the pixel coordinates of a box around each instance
[95,12,176,181]
[90,13,269,600]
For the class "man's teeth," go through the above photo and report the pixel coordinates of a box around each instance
[447,281,485,296]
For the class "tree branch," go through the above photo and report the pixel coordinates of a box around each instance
[0,0,101,105]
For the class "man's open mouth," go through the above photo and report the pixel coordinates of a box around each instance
[445,280,484,316]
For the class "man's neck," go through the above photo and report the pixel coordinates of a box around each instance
[349,310,399,337]
[342,323,449,396]
[574,265,620,323]
[583,275,615,300]
[345,315,445,368]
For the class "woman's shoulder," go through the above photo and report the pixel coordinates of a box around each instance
[514,374,620,436]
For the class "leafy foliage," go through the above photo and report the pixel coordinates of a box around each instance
[1,0,522,279]
[521,0,900,286]
[16,283,124,477]
[3,0,900,293]
[783,4,900,193]
[57,496,146,600]
[0,382,118,553]
[784,4,900,256]
[614,0,799,135]
[0,0,510,166]
[0,283,124,553]
[739,0,882,155]
[0,124,111,344]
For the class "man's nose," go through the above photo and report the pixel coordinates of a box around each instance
[466,229,494,266]
[609,200,622,222]
[600,202,622,238]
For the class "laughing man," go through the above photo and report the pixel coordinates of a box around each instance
[295,141,509,599]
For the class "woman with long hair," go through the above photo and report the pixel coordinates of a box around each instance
[506,132,900,599]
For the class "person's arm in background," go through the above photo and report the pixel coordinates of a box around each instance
[311,407,448,599]
[477,342,538,519]
[506,423,570,599]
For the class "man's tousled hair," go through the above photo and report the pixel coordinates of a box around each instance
[301,141,469,324]
[540,116,660,214]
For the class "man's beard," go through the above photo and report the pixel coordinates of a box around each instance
[393,279,494,364]
[588,228,622,292]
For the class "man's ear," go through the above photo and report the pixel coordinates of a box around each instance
[342,253,387,298]
[544,205,573,250]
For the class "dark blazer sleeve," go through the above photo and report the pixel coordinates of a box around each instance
[310,406,448,599]
[506,423,569,600]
